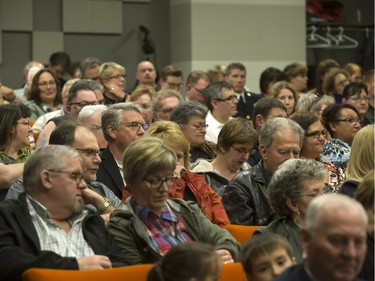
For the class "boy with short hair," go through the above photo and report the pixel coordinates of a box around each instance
[240,232,296,281]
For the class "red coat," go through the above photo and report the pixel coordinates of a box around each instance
[122,171,230,227]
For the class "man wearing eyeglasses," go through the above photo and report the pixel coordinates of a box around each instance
[185,70,210,105]
[159,65,184,94]
[225,62,262,122]
[36,80,99,148]
[0,145,127,281]
[98,102,147,199]
[153,89,182,121]
[204,81,238,143]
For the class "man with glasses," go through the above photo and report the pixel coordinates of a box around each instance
[225,62,261,122]
[222,117,304,226]
[159,65,184,94]
[203,81,238,143]
[36,80,99,147]
[0,145,127,281]
[98,102,147,199]
[185,70,210,105]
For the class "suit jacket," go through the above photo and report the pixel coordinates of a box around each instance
[235,91,262,121]
[96,147,124,199]
[274,263,366,281]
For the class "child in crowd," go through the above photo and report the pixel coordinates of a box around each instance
[147,242,222,281]
[241,232,296,281]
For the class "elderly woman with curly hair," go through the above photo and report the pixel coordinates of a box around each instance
[255,158,328,263]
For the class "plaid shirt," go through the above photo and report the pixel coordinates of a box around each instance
[131,199,192,256]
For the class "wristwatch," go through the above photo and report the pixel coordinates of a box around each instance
[98,197,111,214]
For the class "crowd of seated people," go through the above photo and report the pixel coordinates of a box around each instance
[0,54,373,281]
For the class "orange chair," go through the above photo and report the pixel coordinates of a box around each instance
[224,224,263,244]
[219,262,247,281]
[22,264,153,281]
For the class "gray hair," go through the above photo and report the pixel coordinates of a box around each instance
[268,158,328,218]
[203,81,233,111]
[67,79,97,105]
[101,102,143,141]
[170,100,207,125]
[23,145,81,191]
[305,193,368,233]
[152,89,182,113]
[78,104,107,121]
[259,117,304,149]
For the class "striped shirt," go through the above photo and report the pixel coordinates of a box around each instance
[131,199,192,256]
[26,195,94,257]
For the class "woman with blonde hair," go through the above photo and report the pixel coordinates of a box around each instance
[99,61,128,104]
[130,84,156,125]
[270,81,298,116]
[338,124,374,197]
[122,121,230,227]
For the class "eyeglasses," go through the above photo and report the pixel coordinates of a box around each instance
[38,80,56,87]
[68,101,99,107]
[166,82,182,89]
[349,96,370,102]
[47,170,84,184]
[191,85,206,94]
[121,121,149,131]
[216,95,238,102]
[16,120,30,126]
[231,145,254,156]
[108,74,126,80]
[143,176,177,189]
[334,118,361,125]
[75,148,102,158]
[190,123,209,130]
[305,130,327,138]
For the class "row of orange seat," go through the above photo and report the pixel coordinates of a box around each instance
[23,225,258,281]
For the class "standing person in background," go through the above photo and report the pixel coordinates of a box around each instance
[99,62,128,105]
[159,65,183,94]
[283,62,309,94]
[225,62,261,122]
[26,69,62,122]
[185,70,210,105]
[259,67,286,97]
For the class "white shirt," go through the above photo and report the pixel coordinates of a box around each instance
[205,111,224,144]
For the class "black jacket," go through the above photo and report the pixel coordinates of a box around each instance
[222,160,275,226]
[97,147,124,199]
[235,91,262,121]
[0,193,127,281]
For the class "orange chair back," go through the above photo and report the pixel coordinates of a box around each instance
[219,262,247,281]
[22,264,153,281]
[224,224,262,244]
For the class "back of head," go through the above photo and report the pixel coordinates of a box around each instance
[290,110,320,131]
[241,232,294,277]
[146,121,190,169]
[147,242,220,281]
[304,193,368,233]
[252,97,286,128]
[123,136,176,186]
[259,117,303,149]
[346,125,374,181]
[259,67,286,94]
[23,145,80,192]
[355,170,374,212]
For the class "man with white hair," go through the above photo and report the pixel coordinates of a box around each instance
[275,193,368,281]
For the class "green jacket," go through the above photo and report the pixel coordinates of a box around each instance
[108,198,240,264]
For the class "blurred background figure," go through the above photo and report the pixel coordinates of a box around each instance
[283,62,309,94]
[159,65,183,94]
[207,64,226,82]
[130,85,156,125]
[270,81,298,117]
[343,62,363,83]
[259,67,286,97]
[99,62,128,105]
